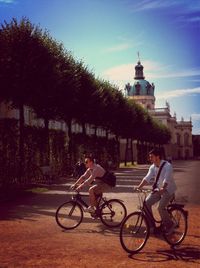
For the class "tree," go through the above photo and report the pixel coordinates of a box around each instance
[0,17,63,175]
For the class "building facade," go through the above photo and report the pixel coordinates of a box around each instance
[124,60,193,160]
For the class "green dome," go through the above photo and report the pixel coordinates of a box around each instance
[126,79,155,97]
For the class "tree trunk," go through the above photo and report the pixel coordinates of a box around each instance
[125,138,134,166]
[44,117,50,166]
[19,103,25,182]
[82,122,86,136]
[66,119,72,169]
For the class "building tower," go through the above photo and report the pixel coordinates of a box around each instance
[123,56,193,160]
[124,56,155,110]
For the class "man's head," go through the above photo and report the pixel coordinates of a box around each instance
[148,148,162,166]
[84,156,94,168]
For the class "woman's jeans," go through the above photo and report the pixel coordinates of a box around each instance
[145,190,173,228]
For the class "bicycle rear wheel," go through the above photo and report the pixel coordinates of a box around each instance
[120,212,149,254]
[55,201,83,230]
[100,199,127,227]
[163,207,188,246]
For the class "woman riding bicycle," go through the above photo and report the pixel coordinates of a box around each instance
[136,148,177,235]
[70,155,111,214]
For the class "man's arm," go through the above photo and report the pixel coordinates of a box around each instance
[71,169,89,189]
[137,179,148,189]
[137,165,154,189]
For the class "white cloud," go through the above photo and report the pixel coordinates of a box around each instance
[102,60,200,85]
[102,60,163,81]
[103,63,133,81]
[148,68,200,79]
[128,0,181,12]
[188,16,200,23]
[128,0,200,13]
[156,87,200,100]
[103,43,132,53]
[102,36,143,54]
[0,0,15,3]
[191,113,200,121]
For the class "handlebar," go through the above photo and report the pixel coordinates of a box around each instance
[133,187,152,194]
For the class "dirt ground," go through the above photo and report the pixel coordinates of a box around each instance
[0,196,200,268]
[0,161,200,268]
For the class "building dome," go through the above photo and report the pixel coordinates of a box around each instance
[126,79,155,97]
[125,60,155,97]
[124,58,155,110]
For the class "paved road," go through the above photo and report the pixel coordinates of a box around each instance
[0,160,199,268]
[173,160,200,205]
[1,160,199,222]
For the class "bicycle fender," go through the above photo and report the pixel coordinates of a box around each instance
[106,198,125,203]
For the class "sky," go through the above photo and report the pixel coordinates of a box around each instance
[0,0,200,134]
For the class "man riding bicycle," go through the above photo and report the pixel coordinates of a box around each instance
[71,156,111,214]
[136,148,177,235]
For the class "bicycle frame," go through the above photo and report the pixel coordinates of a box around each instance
[135,189,188,228]
[136,189,162,225]
[71,191,106,212]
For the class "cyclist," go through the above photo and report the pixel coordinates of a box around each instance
[136,148,177,235]
[70,156,111,214]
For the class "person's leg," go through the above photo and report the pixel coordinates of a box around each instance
[145,192,161,228]
[158,191,174,229]
[88,185,98,208]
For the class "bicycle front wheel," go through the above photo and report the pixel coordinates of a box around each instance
[120,212,149,254]
[163,207,188,246]
[55,201,83,230]
[100,199,127,228]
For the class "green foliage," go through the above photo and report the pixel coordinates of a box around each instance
[0,17,172,187]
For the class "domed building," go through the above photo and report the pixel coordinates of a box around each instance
[125,60,155,110]
[123,59,193,161]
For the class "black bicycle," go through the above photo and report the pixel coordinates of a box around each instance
[120,189,188,254]
[56,190,127,230]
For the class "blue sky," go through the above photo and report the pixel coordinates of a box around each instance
[0,0,200,134]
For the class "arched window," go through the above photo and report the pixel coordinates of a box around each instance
[176,133,181,145]
[185,149,189,159]
[146,83,151,95]
[146,104,151,110]
[184,133,189,146]
[135,82,140,95]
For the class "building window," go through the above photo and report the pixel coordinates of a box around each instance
[176,133,181,145]
[135,82,140,95]
[184,133,189,146]
[185,149,189,159]
[147,104,151,110]
[146,83,151,95]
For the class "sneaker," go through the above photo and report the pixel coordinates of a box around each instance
[154,225,164,234]
[165,222,177,235]
[85,206,96,214]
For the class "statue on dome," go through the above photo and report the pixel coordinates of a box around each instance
[124,82,131,96]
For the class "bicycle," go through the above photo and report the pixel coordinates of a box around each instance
[55,190,127,230]
[119,188,188,254]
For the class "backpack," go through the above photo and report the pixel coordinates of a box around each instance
[100,171,116,187]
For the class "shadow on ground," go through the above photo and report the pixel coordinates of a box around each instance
[129,246,200,264]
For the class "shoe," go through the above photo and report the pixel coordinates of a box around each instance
[154,225,164,234]
[85,206,96,214]
[165,222,177,235]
